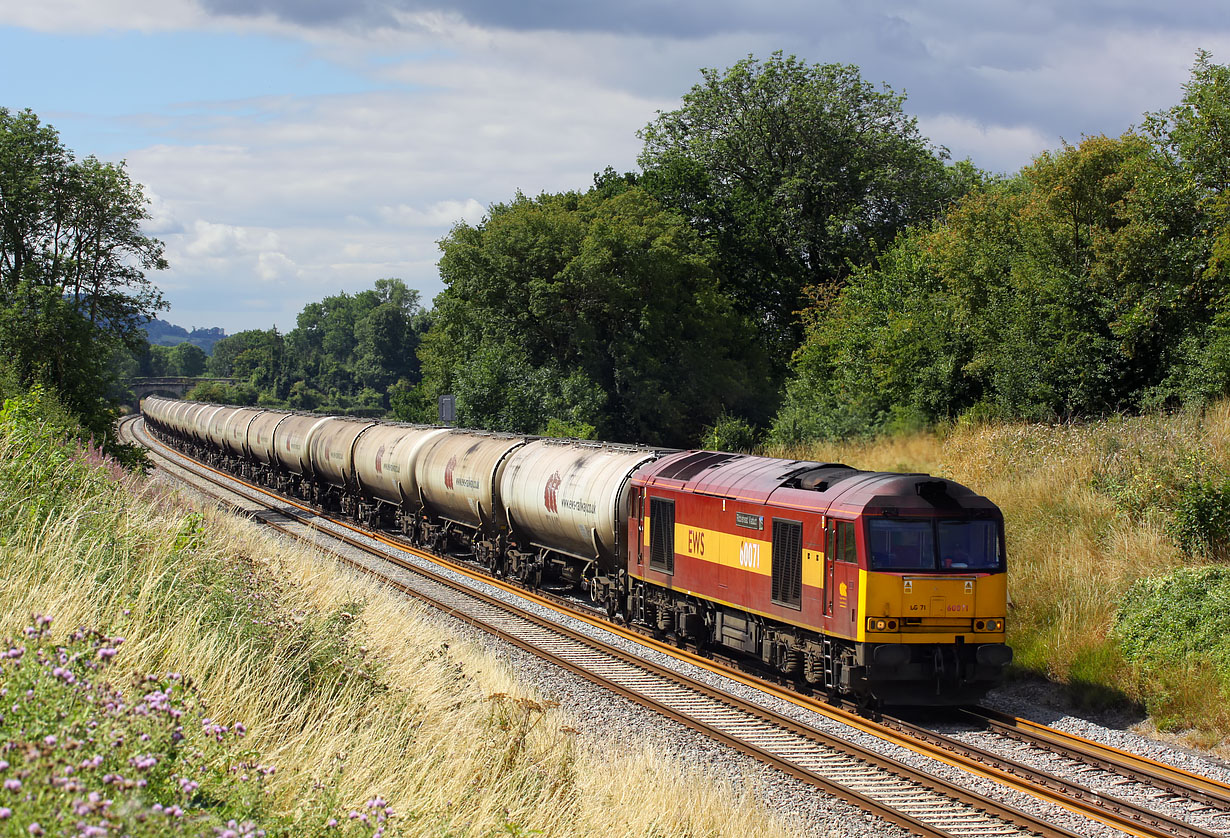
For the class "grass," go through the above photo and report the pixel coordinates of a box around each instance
[768,403,1230,751]
[0,387,801,837]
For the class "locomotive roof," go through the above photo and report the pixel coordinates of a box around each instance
[636,450,998,517]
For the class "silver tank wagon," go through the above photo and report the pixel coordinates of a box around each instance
[272,414,334,477]
[205,405,240,451]
[500,439,660,570]
[246,409,291,466]
[351,423,450,508]
[308,417,377,490]
[416,431,529,531]
[221,408,264,459]
[191,404,229,444]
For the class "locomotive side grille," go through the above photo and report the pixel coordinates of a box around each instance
[771,519,802,608]
[649,497,675,574]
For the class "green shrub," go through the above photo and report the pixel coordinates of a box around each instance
[1113,566,1230,673]
[700,413,758,452]
[1169,476,1230,560]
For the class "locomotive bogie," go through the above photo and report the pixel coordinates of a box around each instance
[499,439,659,573]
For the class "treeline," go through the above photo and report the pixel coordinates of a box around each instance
[403,51,1230,446]
[8,51,1230,454]
[185,51,1230,447]
[774,53,1230,442]
[185,278,429,417]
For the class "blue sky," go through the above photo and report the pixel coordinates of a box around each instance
[3,1,1228,334]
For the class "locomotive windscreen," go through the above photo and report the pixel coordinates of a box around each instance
[868,519,1002,571]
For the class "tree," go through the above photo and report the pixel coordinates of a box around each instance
[170,342,207,377]
[771,124,1222,441]
[420,186,771,446]
[639,53,965,367]
[0,108,166,447]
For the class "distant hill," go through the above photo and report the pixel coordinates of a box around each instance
[142,319,227,355]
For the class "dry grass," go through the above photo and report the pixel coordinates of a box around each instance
[0,408,801,837]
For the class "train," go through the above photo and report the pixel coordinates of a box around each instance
[139,396,1012,706]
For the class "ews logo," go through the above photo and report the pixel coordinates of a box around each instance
[687,529,705,556]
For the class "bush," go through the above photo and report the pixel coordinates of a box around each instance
[1113,566,1230,730]
[700,413,758,452]
[1169,476,1230,560]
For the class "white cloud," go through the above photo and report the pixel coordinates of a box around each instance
[256,251,299,282]
[378,199,485,228]
[918,115,1053,174]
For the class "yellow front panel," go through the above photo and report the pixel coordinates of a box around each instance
[859,570,1008,643]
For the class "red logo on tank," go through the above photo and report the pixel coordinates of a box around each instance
[444,455,457,490]
[544,471,561,513]
[375,445,386,474]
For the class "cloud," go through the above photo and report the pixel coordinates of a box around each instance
[918,115,1053,174]
[12,0,1230,334]
[256,251,299,282]
[378,199,487,228]
[183,220,279,258]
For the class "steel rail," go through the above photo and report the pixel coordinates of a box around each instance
[963,706,1230,812]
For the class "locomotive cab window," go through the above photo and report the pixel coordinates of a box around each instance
[827,519,857,564]
[649,497,675,574]
[771,519,802,608]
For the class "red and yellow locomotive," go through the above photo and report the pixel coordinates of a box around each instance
[623,452,1011,705]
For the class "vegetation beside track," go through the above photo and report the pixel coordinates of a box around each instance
[0,386,796,837]
[772,401,1230,752]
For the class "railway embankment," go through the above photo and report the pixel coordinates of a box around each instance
[0,387,796,837]
[773,401,1230,754]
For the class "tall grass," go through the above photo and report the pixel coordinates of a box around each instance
[770,405,1230,746]
[0,388,798,837]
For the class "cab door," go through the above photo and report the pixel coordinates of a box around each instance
[825,518,860,638]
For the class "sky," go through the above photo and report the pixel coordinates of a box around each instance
[3,1,1229,335]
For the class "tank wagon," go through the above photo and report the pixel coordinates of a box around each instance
[140,396,1011,706]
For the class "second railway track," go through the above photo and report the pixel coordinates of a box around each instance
[124,414,1230,838]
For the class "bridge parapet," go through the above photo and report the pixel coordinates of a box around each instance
[129,378,236,402]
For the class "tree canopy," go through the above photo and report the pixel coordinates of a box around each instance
[0,108,166,449]
[416,186,770,446]
[772,53,1230,442]
[638,52,968,368]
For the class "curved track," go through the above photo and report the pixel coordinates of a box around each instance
[125,415,1230,838]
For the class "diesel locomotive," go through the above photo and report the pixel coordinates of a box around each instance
[140,396,1012,706]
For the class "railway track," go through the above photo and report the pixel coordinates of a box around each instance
[124,415,1230,838]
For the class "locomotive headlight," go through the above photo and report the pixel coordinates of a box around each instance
[977,618,1004,632]
[866,618,889,632]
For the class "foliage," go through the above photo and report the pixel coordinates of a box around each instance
[699,413,758,453]
[0,108,166,452]
[206,280,428,415]
[1169,475,1230,561]
[185,380,260,406]
[1113,567,1230,728]
[421,187,771,446]
[639,52,969,369]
